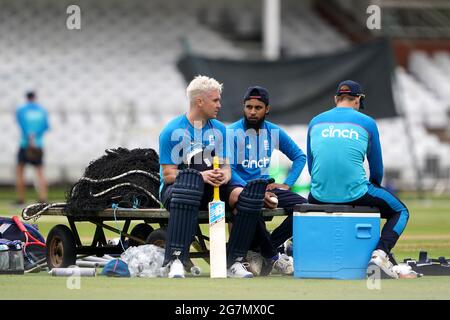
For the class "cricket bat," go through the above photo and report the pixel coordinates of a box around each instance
[208,156,227,278]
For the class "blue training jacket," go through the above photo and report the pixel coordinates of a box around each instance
[16,102,49,148]
[227,118,306,187]
[158,114,227,193]
[307,107,383,203]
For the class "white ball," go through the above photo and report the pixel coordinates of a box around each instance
[269,196,278,205]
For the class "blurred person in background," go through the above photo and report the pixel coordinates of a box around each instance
[14,91,49,205]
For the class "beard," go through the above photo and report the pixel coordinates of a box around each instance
[244,114,266,131]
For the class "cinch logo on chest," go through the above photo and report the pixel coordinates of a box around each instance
[242,158,270,169]
[321,125,359,140]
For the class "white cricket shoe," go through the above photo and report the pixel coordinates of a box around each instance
[168,259,185,278]
[227,261,254,278]
[272,253,294,275]
[246,251,264,276]
[367,249,398,279]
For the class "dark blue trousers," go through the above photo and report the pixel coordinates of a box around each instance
[251,188,307,258]
[308,183,409,254]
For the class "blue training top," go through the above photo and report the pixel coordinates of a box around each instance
[227,118,306,187]
[307,107,383,203]
[16,102,49,148]
[159,114,227,193]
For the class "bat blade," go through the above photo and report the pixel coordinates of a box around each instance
[208,200,227,278]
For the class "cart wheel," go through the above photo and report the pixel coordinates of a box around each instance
[146,228,166,248]
[128,223,154,247]
[46,225,76,269]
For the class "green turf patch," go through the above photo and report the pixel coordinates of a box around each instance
[1,273,450,300]
[1,188,450,299]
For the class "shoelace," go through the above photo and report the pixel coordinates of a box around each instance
[385,259,396,270]
[279,254,291,260]
[232,262,251,274]
[375,255,396,273]
[273,258,290,271]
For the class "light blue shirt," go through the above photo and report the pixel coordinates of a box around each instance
[227,118,306,187]
[159,114,227,193]
[307,107,383,203]
[16,102,49,148]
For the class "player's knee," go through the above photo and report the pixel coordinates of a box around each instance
[403,207,410,223]
[171,169,204,207]
[228,187,243,209]
[397,200,409,221]
[236,179,267,214]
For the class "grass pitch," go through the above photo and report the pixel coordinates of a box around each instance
[0,187,449,300]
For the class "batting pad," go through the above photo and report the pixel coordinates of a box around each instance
[164,169,204,266]
[227,179,268,267]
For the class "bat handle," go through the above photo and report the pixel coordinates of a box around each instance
[213,156,219,170]
[213,156,220,200]
[213,186,220,201]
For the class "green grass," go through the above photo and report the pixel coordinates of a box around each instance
[1,274,450,300]
[1,187,450,300]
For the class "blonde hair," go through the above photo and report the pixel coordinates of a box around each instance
[186,75,223,103]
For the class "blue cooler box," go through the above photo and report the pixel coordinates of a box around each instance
[293,204,380,279]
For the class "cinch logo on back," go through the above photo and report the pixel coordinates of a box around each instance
[242,158,270,168]
[321,125,359,140]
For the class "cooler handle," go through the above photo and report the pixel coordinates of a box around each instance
[355,224,372,239]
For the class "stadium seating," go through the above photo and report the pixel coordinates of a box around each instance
[0,0,353,184]
[396,65,448,129]
[0,0,448,191]
[0,0,244,184]
[280,1,350,56]
[409,51,450,113]
[385,67,450,188]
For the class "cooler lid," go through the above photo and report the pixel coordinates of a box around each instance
[294,204,379,214]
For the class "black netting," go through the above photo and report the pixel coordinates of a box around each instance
[65,147,161,215]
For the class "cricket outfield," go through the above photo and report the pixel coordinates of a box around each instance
[0,188,449,300]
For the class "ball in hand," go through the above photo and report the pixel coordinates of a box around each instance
[269,196,278,206]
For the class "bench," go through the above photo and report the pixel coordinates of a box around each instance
[37,206,288,269]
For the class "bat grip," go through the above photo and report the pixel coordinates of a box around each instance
[213,156,220,200]
[213,156,219,169]
[213,186,220,201]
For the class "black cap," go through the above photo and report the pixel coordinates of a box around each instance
[243,86,269,106]
[336,80,365,109]
[26,91,36,100]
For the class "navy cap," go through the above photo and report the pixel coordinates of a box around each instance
[26,91,36,100]
[243,86,269,106]
[101,259,130,277]
[336,80,365,109]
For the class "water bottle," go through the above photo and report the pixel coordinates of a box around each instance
[8,241,24,274]
[0,244,9,271]
[190,266,202,276]
[49,267,96,277]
